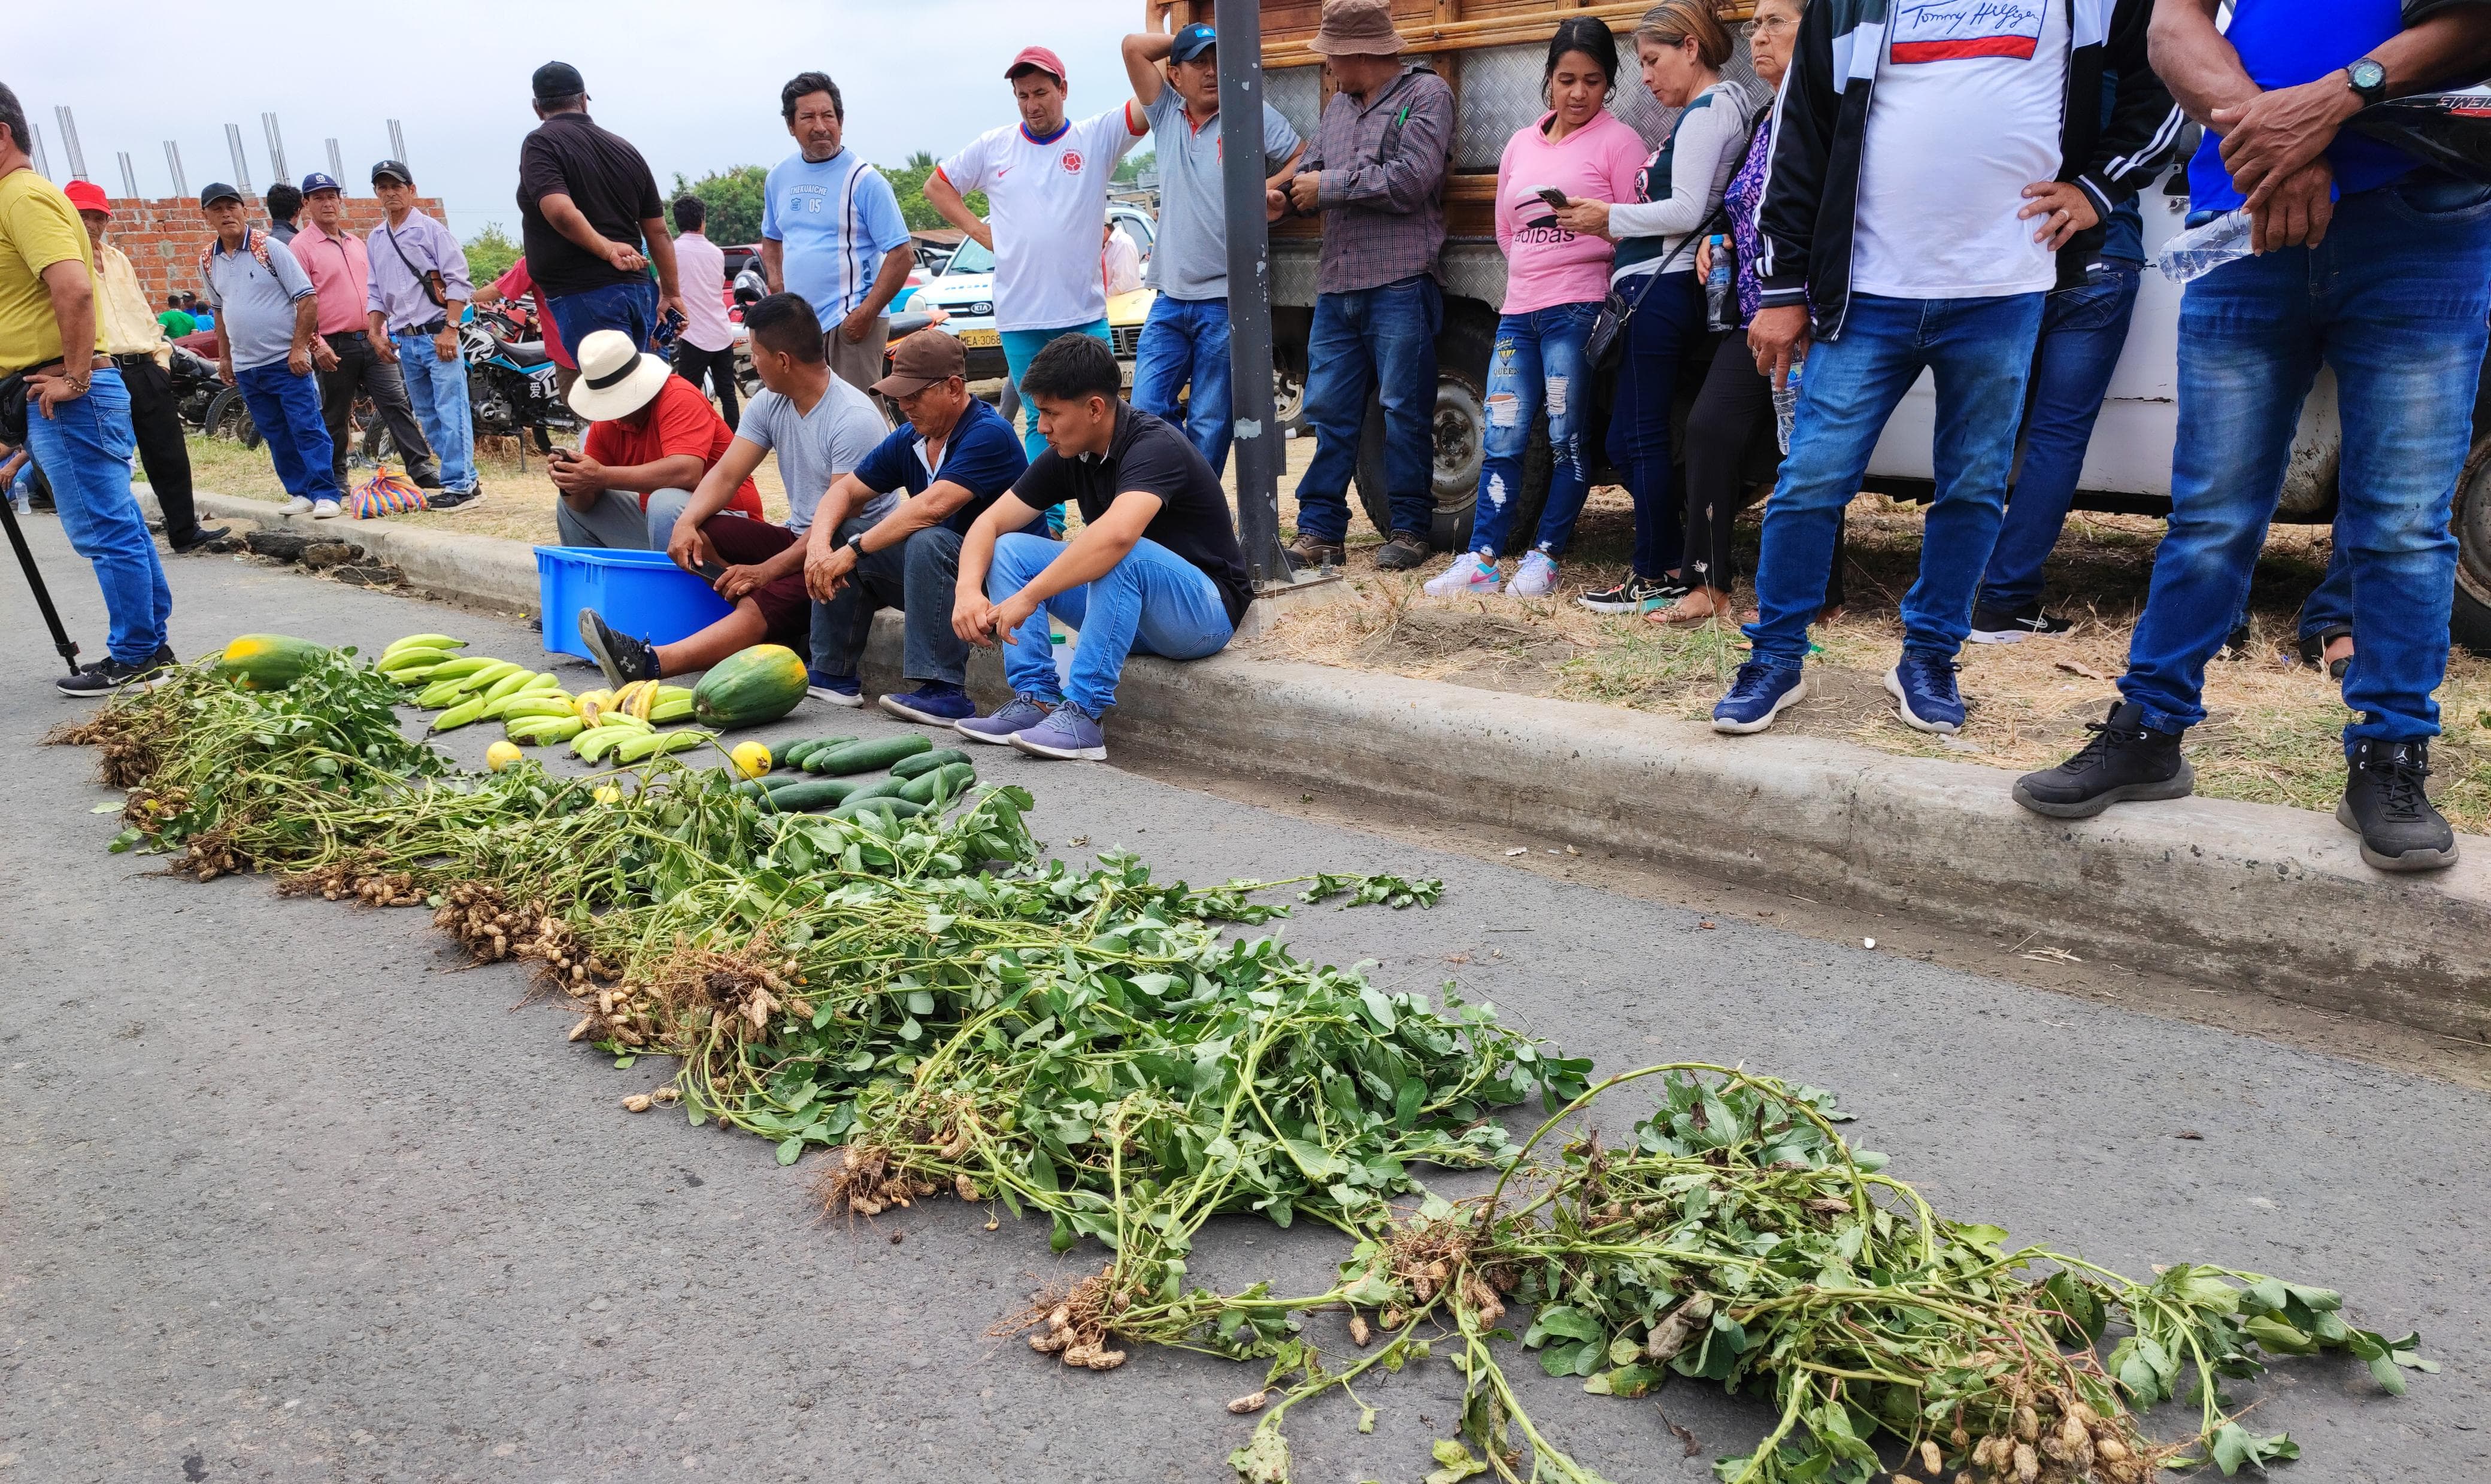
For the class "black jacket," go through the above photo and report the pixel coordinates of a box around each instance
[1756,0,2181,341]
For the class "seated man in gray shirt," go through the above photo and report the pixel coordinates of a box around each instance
[575,293,889,684]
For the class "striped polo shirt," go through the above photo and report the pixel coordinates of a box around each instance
[760,146,916,330]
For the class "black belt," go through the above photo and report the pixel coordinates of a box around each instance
[112,353,157,369]
[398,319,448,338]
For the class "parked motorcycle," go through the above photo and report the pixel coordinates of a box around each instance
[462,311,574,451]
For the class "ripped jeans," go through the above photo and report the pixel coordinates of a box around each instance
[1469,300,1601,559]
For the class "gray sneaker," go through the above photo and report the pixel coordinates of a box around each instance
[956,692,1056,746]
[1010,702,1107,761]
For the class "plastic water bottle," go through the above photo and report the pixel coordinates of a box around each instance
[2156,209,2253,284]
[1773,354,1805,456]
[1704,234,1735,332]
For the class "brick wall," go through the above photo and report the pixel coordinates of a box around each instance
[90,194,450,306]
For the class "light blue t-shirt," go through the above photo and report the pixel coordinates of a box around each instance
[759,148,915,330]
[2189,0,2416,213]
[200,230,316,373]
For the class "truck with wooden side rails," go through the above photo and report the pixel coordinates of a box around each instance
[1210,0,2491,654]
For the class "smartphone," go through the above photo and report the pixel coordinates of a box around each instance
[1533,186,1571,211]
[545,445,578,463]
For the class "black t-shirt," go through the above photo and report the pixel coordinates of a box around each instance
[1012,404,1254,628]
[517,112,664,298]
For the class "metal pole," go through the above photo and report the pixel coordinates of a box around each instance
[54,107,89,180]
[165,140,190,198]
[325,138,346,190]
[262,113,289,184]
[117,151,140,201]
[225,123,253,194]
[387,120,408,169]
[29,122,51,181]
[1216,1,1295,584]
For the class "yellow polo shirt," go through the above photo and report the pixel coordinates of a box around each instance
[94,240,169,365]
[0,168,104,372]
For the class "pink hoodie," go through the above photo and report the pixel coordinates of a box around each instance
[1495,109,1649,315]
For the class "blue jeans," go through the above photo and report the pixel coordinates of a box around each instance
[1132,295,1235,477]
[2298,535,2354,641]
[1295,276,1442,543]
[395,333,475,493]
[1472,301,1601,559]
[1976,263,2142,613]
[25,368,172,663]
[2123,172,2491,749]
[1745,290,2047,668]
[984,532,1235,714]
[1605,271,1703,579]
[1001,320,1113,461]
[235,362,340,504]
[547,278,659,353]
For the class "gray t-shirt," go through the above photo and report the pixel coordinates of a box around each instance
[1144,89,1301,301]
[734,374,892,533]
[200,230,316,373]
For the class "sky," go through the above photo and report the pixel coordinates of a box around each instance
[16,0,1143,239]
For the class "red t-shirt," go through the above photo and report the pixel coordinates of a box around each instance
[583,375,763,517]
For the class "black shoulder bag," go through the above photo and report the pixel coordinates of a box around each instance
[1585,105,1766,371]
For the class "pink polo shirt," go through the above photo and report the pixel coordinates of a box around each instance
[290,219,374,336]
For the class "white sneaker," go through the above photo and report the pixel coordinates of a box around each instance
[1423,551,1501,598]
[311,498,343,519]
[283,496,315,516]
[1509,550,1559,599]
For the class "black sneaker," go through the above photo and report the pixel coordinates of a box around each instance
[56,649,174,697]
[426,486,481,510]
[1577,574,1689,615]
[1374,530,1432,571]
[168,523,231,554]
[1968,600,2073,645]
[2338,740,2457,872]
[2011,700,2193,818]
[577,609,659,690]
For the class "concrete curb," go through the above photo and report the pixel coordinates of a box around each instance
[172,488,2491,1040]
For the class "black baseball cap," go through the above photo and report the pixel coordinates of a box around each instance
[198,181,243,207]
[370,159,413,186]
[1171,23,1218,63]
[532,60,586,101]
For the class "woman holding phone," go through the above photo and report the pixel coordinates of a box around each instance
[1425,17,1648,599]
[1552,0,1754,614]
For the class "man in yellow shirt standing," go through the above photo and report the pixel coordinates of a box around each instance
[0,83,178,695]
[65,180,225,554]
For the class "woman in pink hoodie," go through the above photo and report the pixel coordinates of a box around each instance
[1425,17,1649,600]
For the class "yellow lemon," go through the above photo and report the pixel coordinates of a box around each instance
[485,740,523,772]
[729,741,772,779]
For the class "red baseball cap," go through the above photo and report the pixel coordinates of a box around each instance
[1005,45,1067,86]
[63,179,110,216]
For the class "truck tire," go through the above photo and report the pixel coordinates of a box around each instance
[1356,311,1508,551]
[2452,435,2491,658]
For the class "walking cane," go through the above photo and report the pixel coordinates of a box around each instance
[0,479,84,676]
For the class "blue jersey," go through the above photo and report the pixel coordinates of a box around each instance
[760,148,915,329]
[2188,0,2416,213]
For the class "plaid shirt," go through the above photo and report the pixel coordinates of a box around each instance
[1301,66,1453,295]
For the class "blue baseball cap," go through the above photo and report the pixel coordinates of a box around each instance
[300,171,343,196]
[1171,23,1217,63]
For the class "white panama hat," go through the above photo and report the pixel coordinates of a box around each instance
[566,328,674,421]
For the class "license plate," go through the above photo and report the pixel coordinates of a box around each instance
[957,329,1001,348]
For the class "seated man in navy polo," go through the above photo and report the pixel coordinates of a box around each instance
[950,333,1254,761]
[801,330,1031,721]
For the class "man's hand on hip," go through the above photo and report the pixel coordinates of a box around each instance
[2017,181,2101,251]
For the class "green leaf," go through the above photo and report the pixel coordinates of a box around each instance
[775,1136,803,1166]
[1423,1439,1487,1484]
[2206,1422,2299,1475]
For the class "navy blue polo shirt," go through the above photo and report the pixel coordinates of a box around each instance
[850,394,1029,535]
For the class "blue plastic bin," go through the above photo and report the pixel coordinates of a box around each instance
[535,547,732,660]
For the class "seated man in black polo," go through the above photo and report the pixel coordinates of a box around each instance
[801,330,1031,720]
[950,333,1254,761]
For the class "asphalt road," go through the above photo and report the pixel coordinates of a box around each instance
[3,523,2486,1484]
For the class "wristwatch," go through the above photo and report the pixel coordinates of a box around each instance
[2345,57,2389,108]
[846,532,868,559]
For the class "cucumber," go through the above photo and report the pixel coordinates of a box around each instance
[829,795,929,823]
[768,737,814,770]
[763,779,863,813]
[803,735,932,776]
[839,775,911,806]
[889,746,972,781]
[898,761,978,807]
[787,735,856,770]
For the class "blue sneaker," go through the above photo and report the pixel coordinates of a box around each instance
[805,670,863,707]
[880,682,976,726]
[1886,654,1965,735]
[1010,702,1107,761]
[1711,661,1808,735]
[956,692,1057,746]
